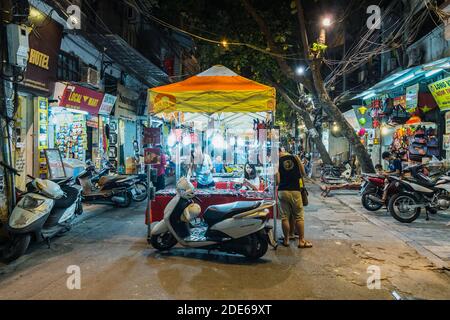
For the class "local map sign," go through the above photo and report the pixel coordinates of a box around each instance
[429,76,450,111]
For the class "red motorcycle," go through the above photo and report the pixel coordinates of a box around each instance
[360,174,386,211]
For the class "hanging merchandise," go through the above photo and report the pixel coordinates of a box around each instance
[358,128,366,137]
[358,106,368,115]
[390,122,439,162]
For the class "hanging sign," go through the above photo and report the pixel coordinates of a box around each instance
[446,112,450,134]
[143,127,161,145]
[59,84,104,114]
[144,148,161,165]
[428,77,450,111]
[99,94,117,116]
[443,134,450,150]
[406,84,419,113]
[394,95,407,109]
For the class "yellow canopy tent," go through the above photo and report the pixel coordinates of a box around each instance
[148,65,276,114]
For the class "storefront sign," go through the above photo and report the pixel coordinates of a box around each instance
[22,8,63,95]
[59,84,104,115]
[446,112,450,134]
[444,134,450,150]
[429,76,450,111]
[406,84,419,113]
[394,95,407,109]
[99,94,117,116]
[143,127,161,145]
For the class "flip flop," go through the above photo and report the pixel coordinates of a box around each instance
[278,239,290,247]
[298,241,313,249]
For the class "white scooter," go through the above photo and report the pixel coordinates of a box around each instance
[0,162,82,262]
[150,178,276,260]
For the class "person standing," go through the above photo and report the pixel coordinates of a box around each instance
[152,145,167,191]
[276,148,312,248]
[192,145,215,189]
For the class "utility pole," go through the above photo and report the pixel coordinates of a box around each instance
[0,11,16,220]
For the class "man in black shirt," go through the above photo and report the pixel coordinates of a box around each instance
[381,151,403,204]
[276,149,312,248]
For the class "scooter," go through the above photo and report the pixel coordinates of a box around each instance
[388,164,450,223]
[77,164,136,207]
[89,160,147,202]
[0,162,82,262]
[150,178,276,260]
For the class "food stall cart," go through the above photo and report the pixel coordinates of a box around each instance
[144,65,278,235]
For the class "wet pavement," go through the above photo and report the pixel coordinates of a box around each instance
[0,183,450,300]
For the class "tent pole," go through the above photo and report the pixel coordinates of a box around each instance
[271,111,278,245]
[146,112,153,242]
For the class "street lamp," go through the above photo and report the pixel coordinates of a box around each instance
[322,17,332,27]
[296,66,305,76]
[319,16,332,45]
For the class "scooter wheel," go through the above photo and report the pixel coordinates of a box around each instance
[388,193,421,223]
[1,234,31,263]
[244,232,268,260]
[132,182,148,202]
[361,190,383,212]
[150,233,177,251]
[116,191,132,208]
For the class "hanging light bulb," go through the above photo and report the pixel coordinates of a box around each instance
[167,132,176,147]
[212,134,225,148]
[182,134,191,146]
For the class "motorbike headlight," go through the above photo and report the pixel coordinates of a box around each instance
[19,196,45,210]
[9,195,53,229]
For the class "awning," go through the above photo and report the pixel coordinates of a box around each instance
[148,65,276,114]
[87,34,169,87]
[354,57,450,100]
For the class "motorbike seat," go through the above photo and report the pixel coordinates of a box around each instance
[98,176,121,186]
[53,186,80,209]
[203,201,262,226]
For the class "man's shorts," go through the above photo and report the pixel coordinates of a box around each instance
[277,190,304,222]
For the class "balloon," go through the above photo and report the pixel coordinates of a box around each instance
[358,128,366,136]
[359,118,367,126]
[358,106,368,115]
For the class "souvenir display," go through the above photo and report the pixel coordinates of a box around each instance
[390,124,439,162]
[54,114,87,161]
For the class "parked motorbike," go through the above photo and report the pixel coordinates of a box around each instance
[150,177,276,260]
[77,164,136,207]
[0,162,82,262]
[360,173,386,211]
[89,160,148,202]
[388,164,450,223]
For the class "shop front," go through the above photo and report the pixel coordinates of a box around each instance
[49,82,104,166]
[113,84,140,174]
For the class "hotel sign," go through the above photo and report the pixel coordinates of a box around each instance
[22,7,63,95]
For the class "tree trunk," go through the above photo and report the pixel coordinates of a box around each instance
[270,80,333,165]
[310,60,375,173]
